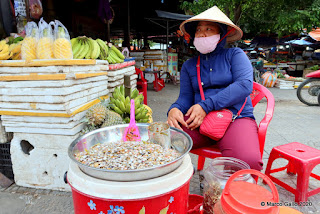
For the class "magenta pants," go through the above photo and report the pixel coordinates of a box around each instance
[182,116,263,171]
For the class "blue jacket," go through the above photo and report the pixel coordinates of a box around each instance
[168,24,254,119]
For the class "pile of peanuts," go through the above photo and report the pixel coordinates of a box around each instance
[74,140,180,170]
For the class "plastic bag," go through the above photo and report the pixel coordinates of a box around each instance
[36,18,54,59]
[52,20,73,59]
[262,71,278,87]
[21,21,38,60]
[29,0,43,19]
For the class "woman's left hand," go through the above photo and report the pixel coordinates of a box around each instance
[185,104,207,130]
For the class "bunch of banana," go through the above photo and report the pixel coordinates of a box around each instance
[106,43,125,64]
[109,85,152,123]
[0,40,22,60]
[96,39,109,60]
[72,36,102,59]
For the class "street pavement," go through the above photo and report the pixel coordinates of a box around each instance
[1,82,320,214]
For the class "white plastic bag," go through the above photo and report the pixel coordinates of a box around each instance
[21,21,38,60]
[52,20,73,59]
[36,18,54,59]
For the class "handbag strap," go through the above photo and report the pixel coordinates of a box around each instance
[196,55,247,117]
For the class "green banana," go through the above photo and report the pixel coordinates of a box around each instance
[85,39,93,59]
[110,44,125,60]
[135,112,143,120]
[110,97,116,104]
[71,38,82,56]
[97,41,108,60]
[108,50,122,63]
[139,119,149,123]
[107,55,116,64]
[138,119,149,123]
[90,39,100,59]
[120,85,125,96]
[112,106,123,115]
[96,39,109,56]
[125,96,130,113]
[119,101,126,113]
[71,38,77,46]
[76,39,90,59]
[131,89,139,99]
[114,99,122,108]
[119,94,126,104]
[74,39,85,59]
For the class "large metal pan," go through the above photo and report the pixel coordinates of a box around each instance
[68,124,192,181]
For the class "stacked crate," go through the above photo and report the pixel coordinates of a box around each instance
[0,61,109,191]
[97,60,138,96]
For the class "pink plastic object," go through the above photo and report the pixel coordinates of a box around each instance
[191,82,275,175]
[122,99,141,141]
[265,142,320,202]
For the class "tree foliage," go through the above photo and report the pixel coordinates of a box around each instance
[179,0,320,37]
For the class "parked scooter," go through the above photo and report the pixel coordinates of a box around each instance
[297,70,320,106]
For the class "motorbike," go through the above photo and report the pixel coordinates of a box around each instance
[296,70,320,106]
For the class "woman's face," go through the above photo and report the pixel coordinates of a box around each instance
[195,21,220,38]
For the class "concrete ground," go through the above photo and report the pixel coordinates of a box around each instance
[1,83,320,214]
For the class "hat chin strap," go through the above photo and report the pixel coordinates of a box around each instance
[218,28,236,43]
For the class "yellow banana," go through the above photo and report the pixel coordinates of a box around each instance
[0,51,13,60]
[0,43,9,54]
[12,52,21,60]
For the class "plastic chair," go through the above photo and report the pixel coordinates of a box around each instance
[265,142,320,202]
[135,67,147,105]
[191,82,275,171]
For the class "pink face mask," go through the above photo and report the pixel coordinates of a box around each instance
[193,34,221,54]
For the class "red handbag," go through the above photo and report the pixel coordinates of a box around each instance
[196,56,247,141]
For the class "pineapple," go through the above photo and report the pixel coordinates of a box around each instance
[85,104,108,126]
[21,37,37,60]
[53,27,73,59]
[101,109,125,127]
[37,37,54,59]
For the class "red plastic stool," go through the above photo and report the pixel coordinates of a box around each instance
[135,68,147,105]
[265,142,320,202]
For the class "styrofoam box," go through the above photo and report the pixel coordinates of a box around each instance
[10,133,79,191]
[0,65,102,74]
[107,66,135,77]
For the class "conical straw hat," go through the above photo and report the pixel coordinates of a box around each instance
[180,6,243,43]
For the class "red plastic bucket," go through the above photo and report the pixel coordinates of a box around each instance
[68,155,194,214]
[187,194,203,214]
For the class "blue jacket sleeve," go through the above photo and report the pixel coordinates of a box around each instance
[167,61,194,115]
[198,48,253,113]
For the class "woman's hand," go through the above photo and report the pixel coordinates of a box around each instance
[185,104,207,130]
[167,108,188,130]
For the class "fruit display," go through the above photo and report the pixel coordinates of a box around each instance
[80,86,153,135]
[109,85,153,123]
[71,36,125,63]
[21,21,38,61]
[53,20,73,59]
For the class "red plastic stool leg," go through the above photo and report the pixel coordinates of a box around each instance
[295,168,312,202]
[287,161,297,175]
[264,150,279,176]
[197,156,206,171]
